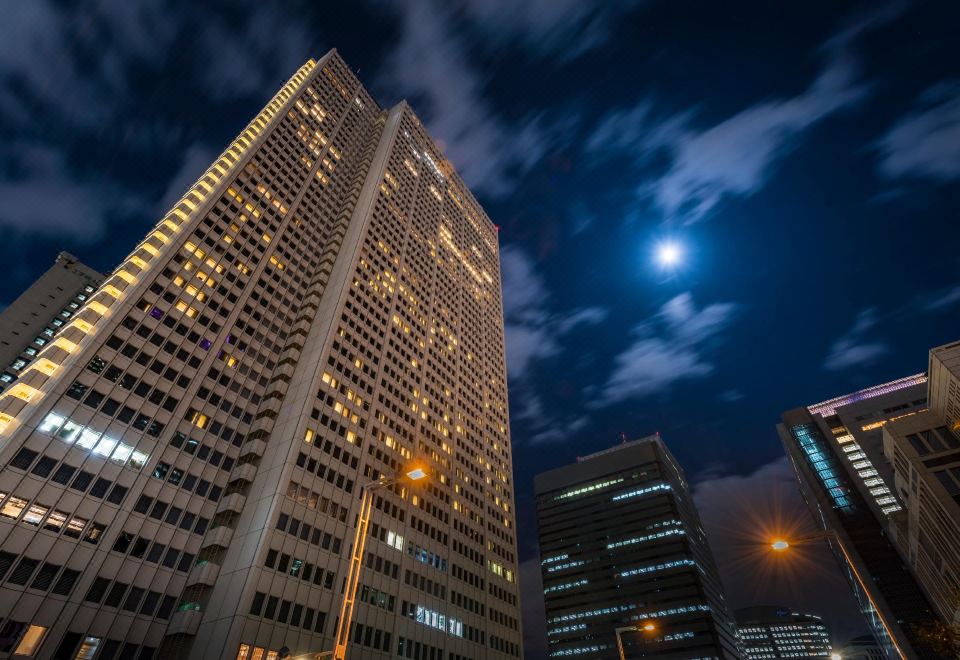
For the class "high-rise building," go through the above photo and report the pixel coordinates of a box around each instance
[0,49,521,660]
[735,606,831,659]
[0,252,102,392]
[878,340,960,625]
[779,379,941,659]
[882,410,960,624]
[534,436,740,659]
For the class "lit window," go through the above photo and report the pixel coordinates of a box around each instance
[73,637,101,660]
[14,624,47,656]
[0,496,27,519]
[37,413,66,434]
[76,428,101,450]
[43,510,67,533]
[236,645,251,660]
[23,504,49,526]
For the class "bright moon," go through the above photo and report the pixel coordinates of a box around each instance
[656,242,683,267]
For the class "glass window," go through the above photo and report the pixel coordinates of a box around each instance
[128,451,149,470]
[56,420,83,444]
[37,413,66,434]
[75,428,101,450]
[64,517,87,539]
[23,504,48,526]
[73,636,101,660]
[1,497,27,519]
[93,437,117,458]
[43,510,67,533]
[13,624,47,656]
[111,444,133,464]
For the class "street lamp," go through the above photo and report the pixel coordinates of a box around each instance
[330,464,428,660]
[614,622,657,660]
[767,530,906,660]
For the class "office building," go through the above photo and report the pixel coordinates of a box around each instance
[0,252,102,392]
[735,606,831,659]
[882,411,960,625]
[779,379,941,659]
[879,341,960,625]
[0,49,521,659]
[535,435,740,659]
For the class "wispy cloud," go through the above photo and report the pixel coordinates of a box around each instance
[593,293,740,406]
[822,308,888,371]
[917,283,960,312]
[876,81,960,182]
[501,246,605,444]
[502,246,606,378]
[374,0,574,197]
[456,0,644,59]
[584,3,906,224]
[0,141,144,240]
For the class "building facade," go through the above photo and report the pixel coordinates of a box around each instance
[735,606,831,659]
[883,410,960,624]
[779,380,941,659]
[0,49,521,660]
[535,436,740,659]
[0,252,102,393]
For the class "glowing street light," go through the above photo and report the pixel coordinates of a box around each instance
[615,622,658,659]
[770,539,790,552]
[331,463,429,660]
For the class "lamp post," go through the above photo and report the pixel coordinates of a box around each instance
[769,531,906,660]
[330,464,428,660]
[614,622,656,659]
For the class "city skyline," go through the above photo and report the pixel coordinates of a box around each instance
[2,2,960,658]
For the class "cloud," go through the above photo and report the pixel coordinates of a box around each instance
[876,81,960,182]
[456,0,643,58]
[594,293,739,406]
[501,246,606,377]
[584,4,908,224]
[822,308,888,371]
[374,0,571,196]
[0,142,143,240]
[917,283,960,312]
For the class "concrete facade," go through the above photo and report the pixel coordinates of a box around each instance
[0,252,102,392]
[0,50,520,660]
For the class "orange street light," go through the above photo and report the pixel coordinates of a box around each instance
[770,539,790,551]
[615,622,658,659]
[331,462,429,660]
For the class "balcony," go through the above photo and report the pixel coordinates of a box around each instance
[240,438,267,459]
[216,492,246,515]
[186,560,220,587]
[230,463,257,484]
[167,606,202,636]
[201,525,234,550]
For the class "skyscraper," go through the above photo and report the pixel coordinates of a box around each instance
[779,379,941,660]
[0,49,521,660]
[0,252,102,392]
[534,435,740,659]
[735,606,832,659]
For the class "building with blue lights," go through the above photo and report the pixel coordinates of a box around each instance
[735,606,831,659]
[534,435,740,658]
[779,377,942,659]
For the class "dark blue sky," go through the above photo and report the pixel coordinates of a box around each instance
[2,1,960,656]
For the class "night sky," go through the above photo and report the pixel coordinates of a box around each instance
[2,1,960,657]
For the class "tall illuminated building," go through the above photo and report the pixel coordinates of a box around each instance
[535,435,740,659]
[0,49,521,660]
[779,377,940,659]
